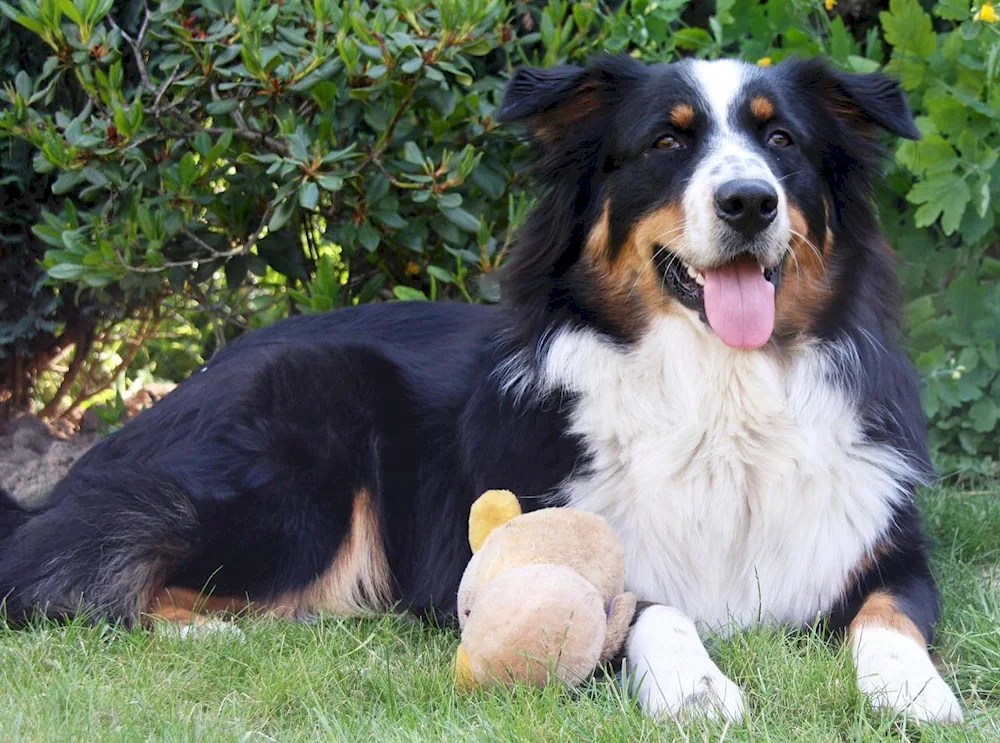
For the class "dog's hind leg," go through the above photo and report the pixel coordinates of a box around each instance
[0,467,200,628]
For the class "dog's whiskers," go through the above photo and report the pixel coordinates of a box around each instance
[625,223,688,302]
[789,228,829,280]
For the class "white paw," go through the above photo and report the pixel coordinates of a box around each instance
[633,657,745,723]
[627,606,745,723]
[160,619,245,641]
[853,627,963,724]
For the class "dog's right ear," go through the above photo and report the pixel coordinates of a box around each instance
[497,65,590,124]
[497,58,636,146]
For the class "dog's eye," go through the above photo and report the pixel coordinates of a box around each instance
[767,130,792,148]
[654,135,684,151]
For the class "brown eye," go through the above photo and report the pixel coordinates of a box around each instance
[767,130,792,148]
[654,135,683,151]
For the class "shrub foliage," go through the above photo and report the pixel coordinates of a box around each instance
[1,0,998,476]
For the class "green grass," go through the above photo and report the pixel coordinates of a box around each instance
[0,487,997,742]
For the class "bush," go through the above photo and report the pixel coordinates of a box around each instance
[1,0,997,476]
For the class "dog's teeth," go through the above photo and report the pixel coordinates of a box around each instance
[694,273,705,286]
[686,265,699,279]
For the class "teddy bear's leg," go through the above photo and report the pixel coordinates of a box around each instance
[623,605,744,723]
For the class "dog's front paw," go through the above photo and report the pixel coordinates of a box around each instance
[157,618,245,641]
[634,659,745,723]
[853,627,963,724]
[627,605,745,723]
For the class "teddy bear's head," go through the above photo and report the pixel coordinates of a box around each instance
[454,490,636,690]
[456,490,627,629]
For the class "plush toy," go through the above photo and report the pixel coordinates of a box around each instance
[454,489,637,690]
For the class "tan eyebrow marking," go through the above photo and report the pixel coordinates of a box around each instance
[669,103,695,129]
[750,96,775,121]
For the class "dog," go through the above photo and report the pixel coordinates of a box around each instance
[0,55,963,724]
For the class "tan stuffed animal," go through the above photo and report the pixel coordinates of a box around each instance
[454,489,637,690]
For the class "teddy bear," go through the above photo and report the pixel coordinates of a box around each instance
[454,489,637,690]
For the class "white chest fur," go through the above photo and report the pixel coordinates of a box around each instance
[537,317,916,632]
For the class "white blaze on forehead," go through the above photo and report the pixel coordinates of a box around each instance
[688,59,752,133]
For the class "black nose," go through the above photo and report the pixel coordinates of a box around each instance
[714,179,779,236]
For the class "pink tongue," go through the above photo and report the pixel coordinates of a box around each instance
[702,257,775,350]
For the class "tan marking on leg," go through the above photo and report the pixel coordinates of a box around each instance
[271,488,392,617]
[850,590,926,646]
[749,96,774,122]
[145,586,249,627]
[669,103,695,129]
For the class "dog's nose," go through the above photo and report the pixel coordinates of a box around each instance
[714,179,779,236]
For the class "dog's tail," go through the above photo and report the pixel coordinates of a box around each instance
[0,467,200,627]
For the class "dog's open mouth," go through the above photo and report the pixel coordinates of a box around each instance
[656,248,779,350]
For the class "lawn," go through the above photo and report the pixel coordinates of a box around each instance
[0,487,996,742]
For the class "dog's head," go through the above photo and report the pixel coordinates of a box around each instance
[498,56,918,350]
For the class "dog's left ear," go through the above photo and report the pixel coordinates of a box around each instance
[497,65,590,124]
[785,58,920,141]
[497,56,639,146]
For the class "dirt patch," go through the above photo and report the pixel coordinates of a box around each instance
[0,414,100,507]
[0,383,176,507]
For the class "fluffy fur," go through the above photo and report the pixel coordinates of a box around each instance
[0,56,962,723]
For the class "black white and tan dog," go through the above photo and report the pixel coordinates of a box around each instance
[0,55,963,723]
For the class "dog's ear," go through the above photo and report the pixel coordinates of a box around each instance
[497,65,590,123]
[785,58,920,141]
[497,57,639,146]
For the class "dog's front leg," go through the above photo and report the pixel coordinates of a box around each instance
[624,604,745,723]
[849,589,963,723]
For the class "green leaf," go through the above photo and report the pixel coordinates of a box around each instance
[401,57,423,74]
[393,285,428,301]
[880,0,937,58]
[829,18,853,63]
[846,56,881,74]
[904,295,936,328]
[437,193,462,209]
[372,210,407,229]
[472,164,506,200]
[907,173,970,235]
[463,38,493,56]
[51,170,86,195]
[426,265,454,284]
[57,0,82,25]
[299,181,319,210]
[357,222,380,252]
[402,141,424,166]
[318,175,344,192]
[206,99,240,115]
[981,257,1000,280]
[268,199,296,232]
[539,10,555,48]
[179,152,198,187]
[895,135,955,176]
[672,28,712,52]
[441,207,479,233]
[934,0,971,21]
[47,263,87,280]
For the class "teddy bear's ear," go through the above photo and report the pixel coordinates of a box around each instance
[469,489,522,553]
